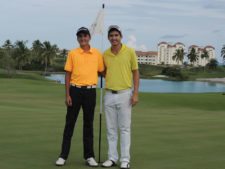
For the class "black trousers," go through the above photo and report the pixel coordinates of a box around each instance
[59,86,96,160]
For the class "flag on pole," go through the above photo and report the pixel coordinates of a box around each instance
[90,4,105,35]
[91,4,105,163]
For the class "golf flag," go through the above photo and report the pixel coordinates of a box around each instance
[90,4,105,35]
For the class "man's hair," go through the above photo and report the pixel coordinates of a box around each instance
[108,28,122,37]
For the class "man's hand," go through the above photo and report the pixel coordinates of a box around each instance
[131,93,138,107]
[65,95,72,106]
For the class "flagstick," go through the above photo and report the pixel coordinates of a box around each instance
[98,3,105,164]
[98,75,103,163]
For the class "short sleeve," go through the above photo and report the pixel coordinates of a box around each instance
[64,51,73,72]
[97,51,105,72]
[130,49,139,70]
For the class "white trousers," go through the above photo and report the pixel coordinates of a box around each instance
[104,89,132,163]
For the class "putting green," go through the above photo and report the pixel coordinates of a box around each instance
[0,78,225,169]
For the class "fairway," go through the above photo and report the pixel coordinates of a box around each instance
[0,78,225,169]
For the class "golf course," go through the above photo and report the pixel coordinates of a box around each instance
[1,76,225,169]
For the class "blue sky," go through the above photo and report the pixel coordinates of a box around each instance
[0,0,225,62]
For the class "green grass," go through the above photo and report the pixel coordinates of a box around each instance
[139,64,225,80]
[0,69,47,81]
[0,78,225,169]
[139,65,164,78]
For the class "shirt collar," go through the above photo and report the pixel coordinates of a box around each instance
[78,46,93,54]
[108,44,126,55]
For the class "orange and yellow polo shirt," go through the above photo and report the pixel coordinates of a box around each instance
[64,47,104,86]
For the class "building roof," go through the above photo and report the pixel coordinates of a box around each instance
[189,45,215,50]
[175,42,185,46]
[158,42,185,47]
[204,45,215,50]
[158,42,168,46]
[189,45,199,49]
[136,51,158,56]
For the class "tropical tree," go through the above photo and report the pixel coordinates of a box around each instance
[0,40,16,75]
[201,49,209,60]
[221,45,225,63]
[187,48,198,65]
[172,48,184,65]
[32,40,44,59]
[60,49,68,61]
[42,41,58,73]
[201,49,209,71]
[2,39,13,50]
[207,59,218,70]
[183,61,188,67]
[13,40,30,70]
[30,40,44,69]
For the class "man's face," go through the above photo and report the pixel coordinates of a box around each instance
[108,30,122,46]
[77,33,91,46]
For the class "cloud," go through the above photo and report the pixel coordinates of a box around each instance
[139,44,148,51]
[203,0,225,11]
[160,34,188,39]
[212,29,222,33]
[126,35,148,51]
[108,0,225,20]
[124,28,136,32]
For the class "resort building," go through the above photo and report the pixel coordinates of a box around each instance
[157,42,185,65]
[188,45,216,66]
[135,42,216,66]
[136,51,158,65]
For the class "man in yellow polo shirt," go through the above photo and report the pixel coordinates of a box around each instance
[55,27,104,167]
[102,25,139,169]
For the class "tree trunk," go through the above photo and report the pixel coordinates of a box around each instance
[44,57,48,74]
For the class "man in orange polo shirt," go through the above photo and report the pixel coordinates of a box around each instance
[55,27,104,167]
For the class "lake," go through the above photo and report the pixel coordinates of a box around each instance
[46,74,225,93]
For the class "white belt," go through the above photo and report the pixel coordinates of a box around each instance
[71,84,96,89]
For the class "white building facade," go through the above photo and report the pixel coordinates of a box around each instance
[136,51,158,65]
[157,42,185,65]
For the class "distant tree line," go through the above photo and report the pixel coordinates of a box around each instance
[0,39,68,75]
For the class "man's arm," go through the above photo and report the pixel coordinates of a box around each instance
[98,68,106,77]
[131,69,139,106]
[65,71,72,106]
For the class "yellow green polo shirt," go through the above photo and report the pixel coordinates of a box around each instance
[103,44,138,91]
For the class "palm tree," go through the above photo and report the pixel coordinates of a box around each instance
[201,49,209,60]
[60,49,68,61]
[13,40,30,70]
[2,39,13,50]
[1,40,15,75]
[187,48,198,66]
[42,41,58,73]
[31,40,44,65]
[32,40,43,58]
[221,45,225,63]
[201,49,209,71]
[0,44,15,76]
[172,48,184,65]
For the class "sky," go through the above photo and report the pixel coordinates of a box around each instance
[0,0,225,62]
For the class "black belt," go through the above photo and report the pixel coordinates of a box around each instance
[106,89,131,94]
[111,90,118,94]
